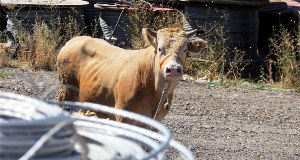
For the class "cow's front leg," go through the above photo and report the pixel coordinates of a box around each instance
[155,92,174,122]
[114,101,126,122]
[165,92,174,111]
[164,92,174,112]
[164,101,171,111]
[114,101,144,126]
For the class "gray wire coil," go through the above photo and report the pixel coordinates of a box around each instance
[0,92,195,160]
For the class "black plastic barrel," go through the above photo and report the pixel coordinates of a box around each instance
[82,0,113,37]
[185,3,259,59]
[94,3,131,48]
[258,2,299,57]
[0,4,7,32]
[7,5,85,31]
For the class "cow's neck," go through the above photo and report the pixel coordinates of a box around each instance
[132,46,179,119]
[154,74,179,98]
[153,52,180,102]
[136,46,179,105]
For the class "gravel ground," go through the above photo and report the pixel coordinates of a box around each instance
[0,67,300,159]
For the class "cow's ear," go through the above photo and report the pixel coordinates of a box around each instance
[186,29,197,38]
[142,28,157,47]
[188,38,207,53]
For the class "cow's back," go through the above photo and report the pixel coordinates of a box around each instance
[57,36,124,102]
[57,36,123,71]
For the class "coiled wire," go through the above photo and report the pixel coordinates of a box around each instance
[0,92,195,160]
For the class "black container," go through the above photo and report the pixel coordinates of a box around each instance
[6,5,85,33]
[0,4,7,32]
[94,2,132,48]
[185,3,259,59]
[82,0,114,37]
[258,2,299,57]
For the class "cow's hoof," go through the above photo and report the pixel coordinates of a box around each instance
[164,103,170,111]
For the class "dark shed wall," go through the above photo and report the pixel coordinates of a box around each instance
[185,3,259,58]
[0,5,7,31]
[258,2,299,58]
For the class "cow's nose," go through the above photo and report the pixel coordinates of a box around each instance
[165,65,182,78]
[166,67,172,73]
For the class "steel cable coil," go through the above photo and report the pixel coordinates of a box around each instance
[0,92,195,160]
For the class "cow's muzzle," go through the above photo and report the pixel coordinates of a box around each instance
[165,64,183,80]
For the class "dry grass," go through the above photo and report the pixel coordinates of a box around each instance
[0,41,15,67]
[15,23,58,70]
[185,19,249,85]
[267,26,300,90]
[32,22,58,70]
[128,3,184,49]
[2,6,83,70]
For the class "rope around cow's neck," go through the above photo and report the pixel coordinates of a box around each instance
[153,82,170,120]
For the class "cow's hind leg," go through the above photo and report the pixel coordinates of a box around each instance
[57,88,71,112]
[56,69,80,111]
[57,85,80,112]
[57,87,76,102]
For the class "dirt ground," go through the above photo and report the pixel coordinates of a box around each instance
[0,67,299,159]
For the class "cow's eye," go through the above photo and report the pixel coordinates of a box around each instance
[158,48,162,52]
[184,49,187,52]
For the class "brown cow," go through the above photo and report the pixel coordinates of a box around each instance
[57,27,207,124]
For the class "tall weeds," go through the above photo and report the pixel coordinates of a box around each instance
[128,3,184,49]
[185,14,249,85]
[268,26,300,89]
[32,21,58,70]
[2,6,83,70]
